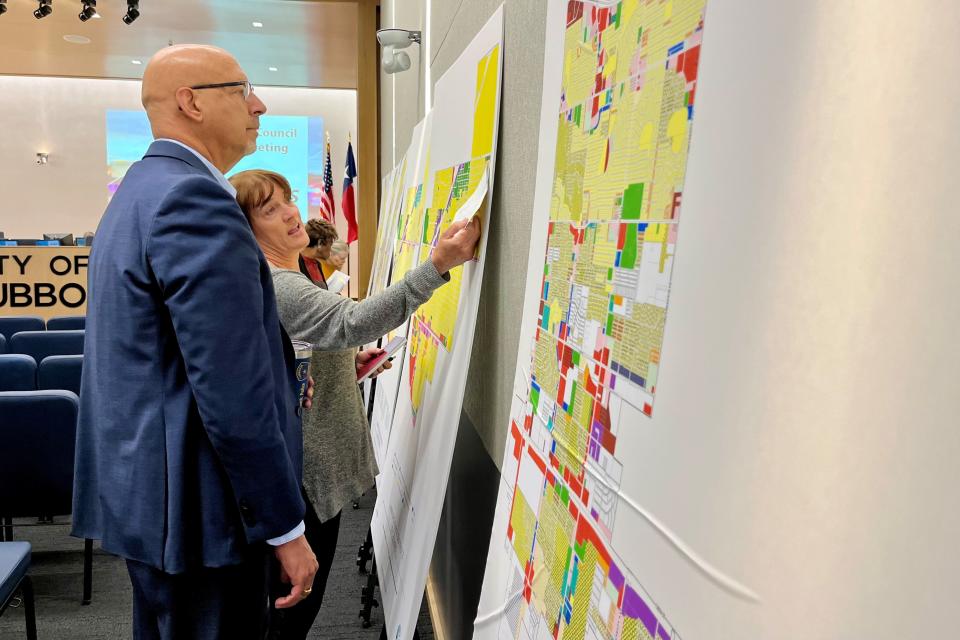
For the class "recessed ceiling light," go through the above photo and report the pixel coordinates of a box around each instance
[63,35,92,45]
[268,66,278,72]
[131,59,143,65]
[252,21,263,28]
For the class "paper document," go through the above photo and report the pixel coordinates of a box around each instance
[326,270,349,294]
[453,165,489,223]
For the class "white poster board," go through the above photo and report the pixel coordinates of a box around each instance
[369,118,432,467]
[371,7,505,639]
[477,1,960,639]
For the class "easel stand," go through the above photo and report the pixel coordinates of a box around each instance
[357,527,374,574]
[357,529,379,628]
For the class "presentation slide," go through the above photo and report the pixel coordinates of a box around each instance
[106,110,326,220]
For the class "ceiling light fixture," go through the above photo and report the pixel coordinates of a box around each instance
[0,0,7,17]
[268,66,278,72]
[63,34,92,44]
[79,0,96,22]
[131,59,142,65]
[122,0,139,24]
[34,0,53,19]
[252,21,263,28]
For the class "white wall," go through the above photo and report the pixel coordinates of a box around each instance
[383,0,960,637]
[0,76,361,294]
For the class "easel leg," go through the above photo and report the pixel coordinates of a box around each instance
[358,553,379,628]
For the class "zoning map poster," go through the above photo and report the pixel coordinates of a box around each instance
[476,1,708,638]
[370,7,505,639]
[366,159,408,465]
[367,117,431,469]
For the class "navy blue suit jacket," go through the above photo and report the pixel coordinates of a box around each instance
[72,140,305,573]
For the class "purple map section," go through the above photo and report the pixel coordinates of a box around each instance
[608,562,625,591]
[657,626,672,640]
[589,420,603,460]
[622,586,658,637]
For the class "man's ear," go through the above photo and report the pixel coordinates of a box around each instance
[175,87,203,121]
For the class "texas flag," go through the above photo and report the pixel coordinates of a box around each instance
[341,140,359,244]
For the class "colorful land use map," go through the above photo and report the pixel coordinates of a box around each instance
[370,9,504,640]
[477,1,707,638]
[406,156,490,416]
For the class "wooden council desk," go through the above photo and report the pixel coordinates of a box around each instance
[0,246,90,321]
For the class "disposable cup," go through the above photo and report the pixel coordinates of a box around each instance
[290,339,312,416]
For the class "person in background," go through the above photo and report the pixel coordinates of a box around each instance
[300,219,337,289]
[230,168,481,640]
[72,45,318,639]
[323,240,349,275]
[323,240,351,295]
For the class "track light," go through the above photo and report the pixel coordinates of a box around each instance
[34,0,52,19]
[0,1,7,17]
[122,1,139,24]
[79,0,96,22]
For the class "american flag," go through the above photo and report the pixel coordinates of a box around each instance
[319,134,335,223]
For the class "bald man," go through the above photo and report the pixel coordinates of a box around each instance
[72,45,318,639]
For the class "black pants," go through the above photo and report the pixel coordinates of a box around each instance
[268,496,342,640]
[126,546,270,640]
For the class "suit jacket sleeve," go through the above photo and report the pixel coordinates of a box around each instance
[146,175,304,543]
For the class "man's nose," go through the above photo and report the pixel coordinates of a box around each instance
[249,92,267,116]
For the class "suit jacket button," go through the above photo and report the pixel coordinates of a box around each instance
[239,501,257,526]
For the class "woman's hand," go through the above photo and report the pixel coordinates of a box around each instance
[430,216,482,274]
[356,347,393,379]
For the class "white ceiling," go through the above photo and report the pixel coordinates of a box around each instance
[0,0,359,88]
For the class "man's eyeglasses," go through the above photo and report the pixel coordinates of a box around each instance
[189,81,254,100]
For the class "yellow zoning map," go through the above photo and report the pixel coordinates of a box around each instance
[407,156,490,417]
[400,43,501,420]
[392,183,425,283]
[499,2,707,640]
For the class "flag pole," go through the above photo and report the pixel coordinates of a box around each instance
[346,131,353,296]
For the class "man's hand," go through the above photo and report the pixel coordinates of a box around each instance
[356,348,393,380]
[273,534,319,608]
[430,216,482,274]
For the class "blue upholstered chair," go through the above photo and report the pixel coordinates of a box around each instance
[0,317,44,343]
[0,355,37,392]
[0,542,36,640]
[0,334,7,354]
[9,330,84,364]
[0,390,93,605]
[46,315,86,331]
[38,355,83,396]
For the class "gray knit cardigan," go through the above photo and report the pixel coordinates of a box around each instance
[269,260,448,521]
